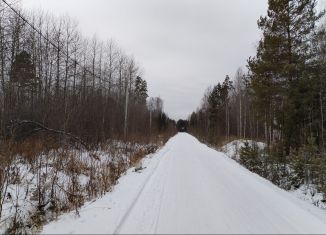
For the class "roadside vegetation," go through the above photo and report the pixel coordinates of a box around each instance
[0,1,175,233]
[189,0,326,207]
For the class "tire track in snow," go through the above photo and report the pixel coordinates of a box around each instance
[153,147,173,233]
[113,147,171,234]
[41,134,326,234]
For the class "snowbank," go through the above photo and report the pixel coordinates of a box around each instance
[221,139,266,160]
[41,134,326,234]
[291,185,326,210]
[221,139,326,213]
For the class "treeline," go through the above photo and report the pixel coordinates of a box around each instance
[0,2,175,232]
[189,70,259,145]
[0,1,175,147]
[189,0,326,191]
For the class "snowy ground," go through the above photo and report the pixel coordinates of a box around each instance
[221,139,266,160]
[0,141,157,234]
[220,139,326,211]
[291,184,326,210]
[42,133,326,234]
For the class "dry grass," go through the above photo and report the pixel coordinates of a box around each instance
[130,149,146,168]
[0,132,171,234]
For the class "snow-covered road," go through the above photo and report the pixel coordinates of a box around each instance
[42,133,326,234]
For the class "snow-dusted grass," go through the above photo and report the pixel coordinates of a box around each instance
[41,134,326,234]
[0,141,159,234]
[290,185,326,210]
[221,139,326,212]
[41,148,164,234]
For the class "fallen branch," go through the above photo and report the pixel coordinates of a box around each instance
[8,120,89,150]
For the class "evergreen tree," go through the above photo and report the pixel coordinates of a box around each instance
[239,142,263,176]
[222,75,233,139]
[134,76,148,105]
[10,51,37,87]
[208,84,221,142]
[10,50,38,113]
[248,0,324,151]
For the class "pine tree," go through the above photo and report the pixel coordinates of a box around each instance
[239,142,263,175]
[208,84,221,142]
[222,75,233,139]
[10,51,38,113]
[10,51,37,87]
[248,0,324,151]
[134,76,148,105]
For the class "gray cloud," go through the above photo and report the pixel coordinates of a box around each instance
[22,0,268,120]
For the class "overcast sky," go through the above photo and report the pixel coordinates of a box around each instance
[19,0,302,120]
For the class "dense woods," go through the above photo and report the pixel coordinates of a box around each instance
[0,1,175,233]
[189,0,326,193]
[3,0,326,233]
[0,1,174,145]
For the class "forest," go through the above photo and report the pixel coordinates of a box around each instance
[3,0,326,233]
[189,0,326,194]
[0,1,175,233]
[0,1,174,144]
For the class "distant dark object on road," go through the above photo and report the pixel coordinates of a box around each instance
[177,119,188,132]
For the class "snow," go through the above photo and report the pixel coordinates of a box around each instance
[0,141,153,234]
[0,162,38,234]
[221,139,266,160]
[42,133,326,234]
[291,185,326,210]
[221,139,326,211]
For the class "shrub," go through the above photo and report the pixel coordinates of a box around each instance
[239,142,264,176]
